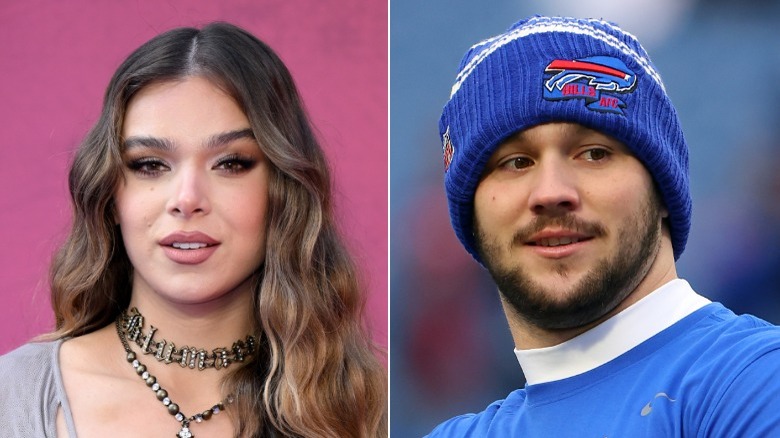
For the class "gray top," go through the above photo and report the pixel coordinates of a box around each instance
[0,340,78,437]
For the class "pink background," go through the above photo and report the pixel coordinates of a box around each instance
[0,1,387,355]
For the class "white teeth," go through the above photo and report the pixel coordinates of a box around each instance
[172,242,208,250]
[537,237,579,247]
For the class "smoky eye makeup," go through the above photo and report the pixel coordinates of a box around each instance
[125,156,170,177]
[213,153,259,174]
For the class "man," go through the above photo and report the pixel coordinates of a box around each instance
[428,16,780,436]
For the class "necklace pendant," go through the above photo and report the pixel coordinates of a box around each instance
[177,425,194,438]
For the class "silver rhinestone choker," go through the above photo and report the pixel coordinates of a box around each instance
[118,307,256,371]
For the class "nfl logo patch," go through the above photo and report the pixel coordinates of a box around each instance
[542,56,637,115]
[442,126,454,172]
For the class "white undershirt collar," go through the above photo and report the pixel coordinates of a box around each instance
[514,279,710,385]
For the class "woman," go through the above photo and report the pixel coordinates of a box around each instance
[0,22,386,437]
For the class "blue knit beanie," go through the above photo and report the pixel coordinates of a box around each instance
[440,16,691,263]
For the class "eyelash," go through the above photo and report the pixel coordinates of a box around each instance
[580,148,611,161]
[125,154,257,177]
[498,156,533,171]
[126,157,169,177]
[214,153,257,174]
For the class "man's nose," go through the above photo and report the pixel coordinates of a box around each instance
[526,159,580,216]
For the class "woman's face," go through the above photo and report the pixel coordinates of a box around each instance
[115,76,269,305]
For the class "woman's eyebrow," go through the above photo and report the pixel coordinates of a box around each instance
[123,135,175,151]
[204,128,255,150]
[122,128,255,152]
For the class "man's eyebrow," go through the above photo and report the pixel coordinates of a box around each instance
[204,128,256,149]
[123,136,175,151]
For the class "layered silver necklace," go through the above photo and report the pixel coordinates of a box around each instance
[115,309,253,437]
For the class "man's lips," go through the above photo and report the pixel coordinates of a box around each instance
[525,230,594,248]
[521,230,595,259]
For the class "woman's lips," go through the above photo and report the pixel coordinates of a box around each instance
[161,244,219,264]
[159,231,220,264]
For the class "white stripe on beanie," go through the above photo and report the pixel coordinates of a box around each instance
[450,17,665,99]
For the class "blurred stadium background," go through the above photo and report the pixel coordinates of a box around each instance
[390,0,780,435]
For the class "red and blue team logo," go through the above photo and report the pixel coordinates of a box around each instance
[442,126,454,172]
[543,56,637,115]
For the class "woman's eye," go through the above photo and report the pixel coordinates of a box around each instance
[214,155,257,174]
[581,148,610,161]
[500,156,534,171]
[126,158,169,176]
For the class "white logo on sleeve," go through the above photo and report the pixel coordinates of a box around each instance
[640,393,677,416]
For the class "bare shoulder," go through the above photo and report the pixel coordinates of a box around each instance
[59,325,138,436]
[59,324,130,403]
[59,325,125,373]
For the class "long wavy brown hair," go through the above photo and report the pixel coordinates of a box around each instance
[48,22,386,437]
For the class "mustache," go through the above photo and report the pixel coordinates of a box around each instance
[512,214,607,245]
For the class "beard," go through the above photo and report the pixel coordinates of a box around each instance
[475,194,663,331]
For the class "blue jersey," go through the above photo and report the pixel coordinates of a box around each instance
[427,303,780,437]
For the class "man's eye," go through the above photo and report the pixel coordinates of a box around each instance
[581,148,610,161]
[500,156,534,170]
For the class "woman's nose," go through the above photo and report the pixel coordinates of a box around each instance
[166,166,211,218]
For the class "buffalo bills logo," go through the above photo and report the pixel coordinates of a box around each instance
[442,126,454,171]
[543,56,637,115]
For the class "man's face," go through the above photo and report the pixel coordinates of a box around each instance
[474,123,665,330]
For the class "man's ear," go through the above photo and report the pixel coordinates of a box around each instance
[654,187,669,219]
